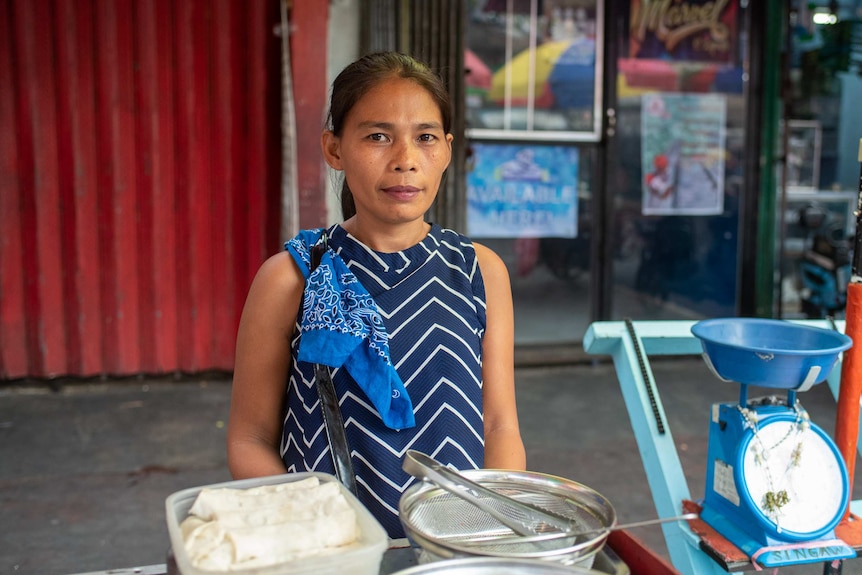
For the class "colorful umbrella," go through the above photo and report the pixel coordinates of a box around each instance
[618,58,678,91]
[488,38,596,109]
[465,49,492,91]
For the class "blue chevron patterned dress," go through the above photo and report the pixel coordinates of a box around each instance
[280,223,487,538]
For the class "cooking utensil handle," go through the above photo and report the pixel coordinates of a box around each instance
[458,512,699,546]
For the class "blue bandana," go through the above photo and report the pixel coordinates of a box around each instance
[285,229,415,430]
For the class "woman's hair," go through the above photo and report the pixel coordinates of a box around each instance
[326,52,453,220]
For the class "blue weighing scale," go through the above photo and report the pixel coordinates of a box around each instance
[692,318,856,569]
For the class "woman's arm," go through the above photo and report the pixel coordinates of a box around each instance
[227,250,305,478]
[474,242,527,471]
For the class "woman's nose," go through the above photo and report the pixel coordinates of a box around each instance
[391,140,417,172]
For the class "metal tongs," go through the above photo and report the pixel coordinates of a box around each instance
[402,449,696,545]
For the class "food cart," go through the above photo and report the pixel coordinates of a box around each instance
[72,532,677,575]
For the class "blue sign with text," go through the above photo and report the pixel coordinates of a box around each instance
[467,144,579,238]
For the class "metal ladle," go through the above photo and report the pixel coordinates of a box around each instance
[402,449,697,544]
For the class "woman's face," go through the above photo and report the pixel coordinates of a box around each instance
[322,77,453,229]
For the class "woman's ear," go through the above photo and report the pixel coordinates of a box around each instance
[321,130,343,170]
[445,133,454,168]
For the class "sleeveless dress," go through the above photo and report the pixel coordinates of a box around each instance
[280,223,487,538]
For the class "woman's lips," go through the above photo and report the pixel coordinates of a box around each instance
[382,185,420,200]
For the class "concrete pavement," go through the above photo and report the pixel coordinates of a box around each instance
[1,357,860,574]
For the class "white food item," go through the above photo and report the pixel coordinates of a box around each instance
[180,477,361,571]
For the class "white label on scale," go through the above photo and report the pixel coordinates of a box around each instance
[713,459,740,506]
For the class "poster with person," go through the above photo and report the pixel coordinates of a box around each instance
[467,144,579,238]
[641,92,726,216]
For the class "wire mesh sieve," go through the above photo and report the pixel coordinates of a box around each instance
[399,469,616,567]
[402,450,577,537]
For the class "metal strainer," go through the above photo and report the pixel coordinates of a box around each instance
[398,467,617,568]
[402,451,576,538]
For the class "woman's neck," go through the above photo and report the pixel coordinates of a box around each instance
[340,218,430,253]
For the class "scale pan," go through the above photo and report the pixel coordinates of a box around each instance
[691,318,852,389]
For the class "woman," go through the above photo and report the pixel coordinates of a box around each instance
[227,52,526,538]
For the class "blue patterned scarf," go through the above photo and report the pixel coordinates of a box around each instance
[285,228,415,430]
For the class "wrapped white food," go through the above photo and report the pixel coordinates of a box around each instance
[180,476,360,571]
[189,476,322,520]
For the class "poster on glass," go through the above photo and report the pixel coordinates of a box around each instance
[641,92,727,216]
[467,143,579,238]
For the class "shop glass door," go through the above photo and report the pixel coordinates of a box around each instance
[606,0,748,321]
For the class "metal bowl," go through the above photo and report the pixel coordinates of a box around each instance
[398,469,616,569]
[389,556,605,574]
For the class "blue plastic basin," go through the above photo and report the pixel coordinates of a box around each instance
[691,318,852,389]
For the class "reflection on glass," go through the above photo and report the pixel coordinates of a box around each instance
[466,0,599,135]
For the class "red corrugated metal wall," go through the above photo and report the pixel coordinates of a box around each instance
[0,0,283,379]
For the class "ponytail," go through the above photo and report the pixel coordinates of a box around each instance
[340,182,356,220]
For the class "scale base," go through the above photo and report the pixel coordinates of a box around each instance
[699,504,856,568]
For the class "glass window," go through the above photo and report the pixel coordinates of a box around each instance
[774,0,862,319]
[465,0,604,141]
[465,1,603,349]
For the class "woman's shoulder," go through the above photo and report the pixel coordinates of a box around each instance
[252,250,303,295]
[284,228,328,277]
[434,226,502,269]
[435,225,471,243]
[471,241,507,281]
[430,227,509,303]
[432,225,479,258]
[250,227,328,295]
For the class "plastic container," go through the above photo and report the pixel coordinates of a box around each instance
[165,472,387,575]
[691,318,852,389]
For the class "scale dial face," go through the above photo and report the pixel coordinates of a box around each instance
[738,416,848,539]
